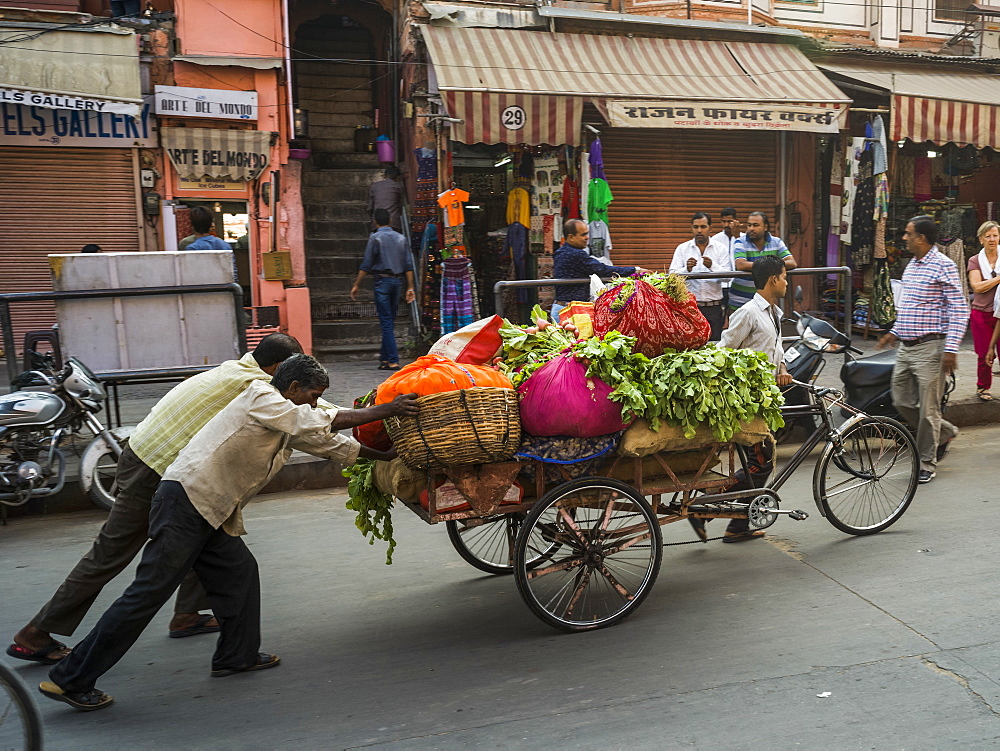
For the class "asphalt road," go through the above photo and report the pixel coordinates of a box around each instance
[3,424,1000,750]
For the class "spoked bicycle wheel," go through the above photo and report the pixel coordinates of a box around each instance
[0,662,44,751]
[813,417,918,535]
[514,478,662,632]
[447,513,558,575]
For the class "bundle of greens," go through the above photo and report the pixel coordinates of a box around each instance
[498,305,575,386]
[343,458,396,565]
[638,272,692,304]
[639,346,785,440]
[570,331,651,420]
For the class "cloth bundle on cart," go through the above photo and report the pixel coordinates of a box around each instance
[618,417,771,457]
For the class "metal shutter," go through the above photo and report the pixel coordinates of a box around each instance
[598,129,780,270]
[0,148,140,352]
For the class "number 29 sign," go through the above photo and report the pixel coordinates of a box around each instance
[501,105,526,131]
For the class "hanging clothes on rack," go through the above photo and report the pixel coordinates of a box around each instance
[440,256,479,334]
[410,147,438,254]
[851,148,875,266]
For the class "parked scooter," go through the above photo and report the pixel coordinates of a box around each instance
[0,356,128,512]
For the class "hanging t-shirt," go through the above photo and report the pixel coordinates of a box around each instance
[588,178,613,224]
[588,220,613,263]
[561,177,581,220]
[506,187,531,227]
[438,188,470,227]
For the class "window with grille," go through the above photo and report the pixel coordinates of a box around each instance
[935,0,972,24]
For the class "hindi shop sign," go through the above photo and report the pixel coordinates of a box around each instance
[606,100,846,134]
[0,99,155,147]
[155,86,258,121]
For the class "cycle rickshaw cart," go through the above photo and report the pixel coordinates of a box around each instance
[389,380,920,633]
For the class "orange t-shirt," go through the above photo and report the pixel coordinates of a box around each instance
[437,188,470,226]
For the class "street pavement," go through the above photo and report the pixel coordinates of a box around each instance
[3,423,1000,749]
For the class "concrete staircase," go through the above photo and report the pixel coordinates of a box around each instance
[303,160,415,360]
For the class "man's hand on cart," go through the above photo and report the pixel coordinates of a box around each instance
[331,393,419,430]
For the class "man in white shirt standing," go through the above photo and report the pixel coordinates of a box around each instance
[712,207,743,312]
[670,212,732,340]
[42,355,417,711]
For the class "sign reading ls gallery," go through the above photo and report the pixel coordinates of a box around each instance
[154,86,258,121]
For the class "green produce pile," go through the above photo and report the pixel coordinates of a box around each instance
[342,458,396,565]
[499,316,784,441]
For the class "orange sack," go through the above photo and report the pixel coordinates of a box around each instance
[375,354,513,404]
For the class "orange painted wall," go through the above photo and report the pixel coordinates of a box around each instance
[174,0,283,59]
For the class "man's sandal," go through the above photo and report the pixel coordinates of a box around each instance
[211,652,281,678]
[38,681,114,711]
[977,389,993,401]
[6,642,69,665]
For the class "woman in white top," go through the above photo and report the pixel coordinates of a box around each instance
[967,221,1000,401]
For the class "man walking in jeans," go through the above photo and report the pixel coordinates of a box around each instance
[350,208,415,371]
[878,215,968,483]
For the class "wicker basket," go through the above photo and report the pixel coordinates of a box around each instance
[384,387,521,469]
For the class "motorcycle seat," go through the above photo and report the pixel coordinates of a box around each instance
[840,349,896,388]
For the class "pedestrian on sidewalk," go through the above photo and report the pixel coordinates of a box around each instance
[39,355,416,711]
[351,208,416,371]
[6,334,308,665]
[689,255,793,544]
[878,215,968,484]
[967,220,1000,401]
[369,166,405,232]
[669,212,732,341]
[729,211,796,312]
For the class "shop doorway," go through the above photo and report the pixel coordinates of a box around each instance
[175,199,251,306]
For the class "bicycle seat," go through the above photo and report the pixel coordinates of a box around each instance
[840,349,896,388]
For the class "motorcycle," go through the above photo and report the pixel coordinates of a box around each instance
[0,356,128,512]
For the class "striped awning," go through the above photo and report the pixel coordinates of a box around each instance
[820,61,1000,149]
[161,127,271,181]
[423,27,851,145]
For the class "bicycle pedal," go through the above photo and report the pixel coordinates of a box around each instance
[789,510,809,521]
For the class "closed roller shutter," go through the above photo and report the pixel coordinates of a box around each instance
[0,148,140,352]
[599,129,779,270]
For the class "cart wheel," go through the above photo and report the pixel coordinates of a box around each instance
[814,417,918,535]
[514,477,662,632]
[447,513,558,576]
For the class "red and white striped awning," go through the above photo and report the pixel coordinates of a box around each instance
[821,61,1000,149]
[423,27,851,146]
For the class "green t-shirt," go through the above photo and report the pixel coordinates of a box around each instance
[587,178,613,224]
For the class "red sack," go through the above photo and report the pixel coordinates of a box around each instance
[352,389,392,451]
[594,279,710,357]
[428,315,504,365]
[517,353,631,438]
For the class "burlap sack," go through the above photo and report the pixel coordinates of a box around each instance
[373,458,427,503]
[617,417,771,458]
[598,449,720,481]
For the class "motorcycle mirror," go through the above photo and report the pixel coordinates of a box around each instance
[794,286,804,303]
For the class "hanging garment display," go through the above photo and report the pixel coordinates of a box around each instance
[580,150,590,224]
[529,215,544,255]
[940,238,969,298]
[896,156,915,196]
[533,155,561,216]
[440,256,479,335]
[874,216,887,259]
[829,137,844,228]
[588,219,613,262]
[588,178,614,224]
[588,138,606,180]
[561,176,581,220]
[850,149,875,266]
[914,157,932,201]
[411,147,439,254]
[420,221,442,334]
[840,137,865,243]
[437,188,470,228]
[871,116,888,175]
[506,187,531,227]
[870,259,896,329]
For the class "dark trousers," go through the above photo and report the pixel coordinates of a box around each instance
[30,444,209,636]
[374,275,402,364]
[726,440,775,534]
[698,303,725,342]
[49,482,261,693]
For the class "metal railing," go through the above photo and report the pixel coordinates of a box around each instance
[493,267,853,338]
[0,283,248,388]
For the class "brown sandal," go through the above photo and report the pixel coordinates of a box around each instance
[977,389,994,402]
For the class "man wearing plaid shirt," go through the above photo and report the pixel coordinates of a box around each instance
[878,215,969,484]
[8,335,318,663]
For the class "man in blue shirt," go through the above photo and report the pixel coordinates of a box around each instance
[552,219,644,320]
[185,206,233,251]
[728,211,796,311]
[350,208,415,370]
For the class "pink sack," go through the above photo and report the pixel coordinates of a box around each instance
[517,353,631,438]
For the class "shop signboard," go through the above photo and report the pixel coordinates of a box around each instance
[0,87,141,117]
[605,100,846,134]
[155,86,258,121]
[0,98,156,147]
[177,175,246,191]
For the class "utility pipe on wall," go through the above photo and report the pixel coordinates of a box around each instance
[281,0,295,136]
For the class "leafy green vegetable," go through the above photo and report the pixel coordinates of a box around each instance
[639,272,691,304]
[570,332,651,419]
[498,305,574,386]
[343,459,396,565]
[639,346,785,439]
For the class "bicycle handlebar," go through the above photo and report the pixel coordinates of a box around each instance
[790,379,841,401]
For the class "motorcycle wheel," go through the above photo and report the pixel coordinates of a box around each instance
[79,427,133,511]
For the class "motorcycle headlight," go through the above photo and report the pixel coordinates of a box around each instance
[802,329,832,352]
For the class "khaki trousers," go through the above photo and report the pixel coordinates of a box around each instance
[890,339,957,472]
[30,444,209,636]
